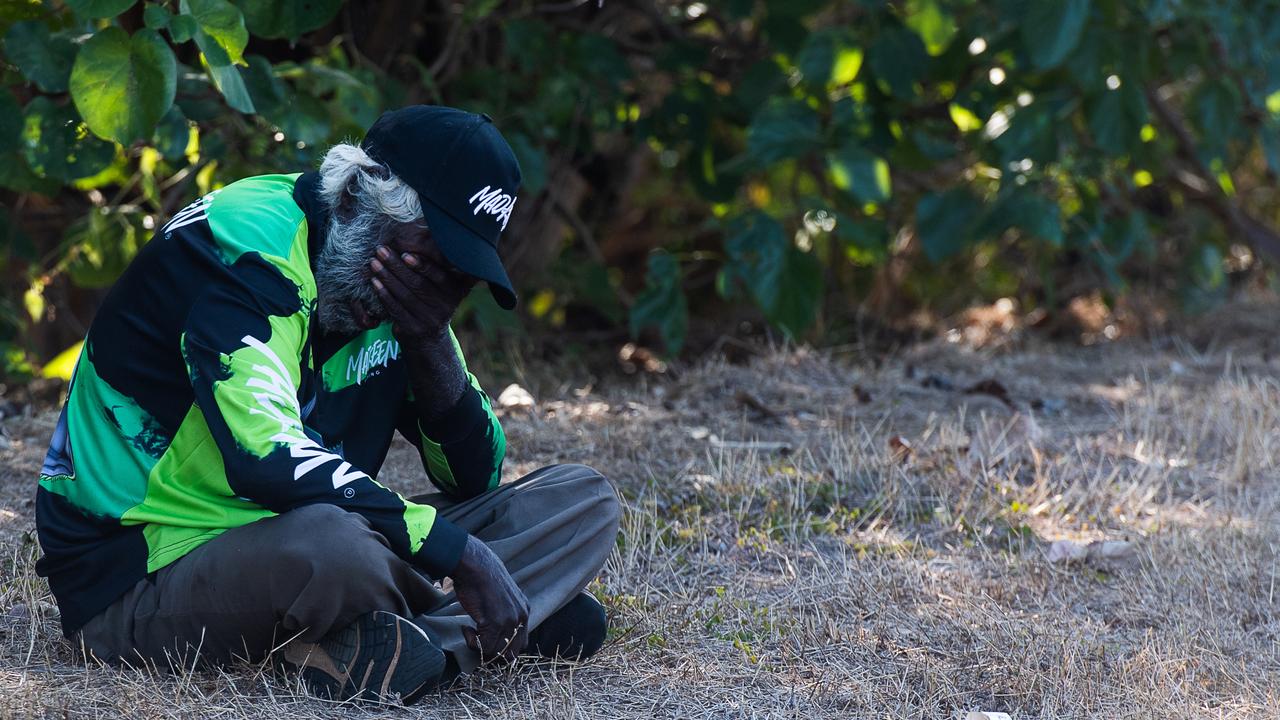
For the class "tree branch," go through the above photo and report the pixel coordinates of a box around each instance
[1145,85,1280,263]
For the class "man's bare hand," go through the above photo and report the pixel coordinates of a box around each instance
[368,224,476,346]
[452,535,530,662]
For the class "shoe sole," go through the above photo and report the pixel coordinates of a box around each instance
[300,610,445,705]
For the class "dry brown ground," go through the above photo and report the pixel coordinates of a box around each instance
[2,303,1280,719]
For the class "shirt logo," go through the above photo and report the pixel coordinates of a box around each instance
[468,185,517,231]
[347,336,400,385]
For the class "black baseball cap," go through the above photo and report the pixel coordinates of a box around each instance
[361,105,521,309]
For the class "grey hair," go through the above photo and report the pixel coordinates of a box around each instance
[317,143,423,223]
[313,143,423,334]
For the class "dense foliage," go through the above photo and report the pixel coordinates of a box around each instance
[2,0,1280,368]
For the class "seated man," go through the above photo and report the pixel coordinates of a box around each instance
[33,105,620,705]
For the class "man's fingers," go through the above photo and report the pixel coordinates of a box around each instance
[410,254,453,288]
[374,246,427,295]
[371,275,411,323]
[462,626,482,657]
[371,258,428,316]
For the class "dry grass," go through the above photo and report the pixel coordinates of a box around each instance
[3,312,1280,719]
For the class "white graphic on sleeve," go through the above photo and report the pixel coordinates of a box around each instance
[468,185,517,231]
[162,189,222,234]
[241,335,366,490]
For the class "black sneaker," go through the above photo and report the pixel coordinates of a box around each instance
[527,591,608,661]
[285,610,448,705]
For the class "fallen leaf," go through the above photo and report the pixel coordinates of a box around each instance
[889,435,914,461]
[963,378,1014,408]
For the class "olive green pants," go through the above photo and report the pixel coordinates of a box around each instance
[77,464,620,674]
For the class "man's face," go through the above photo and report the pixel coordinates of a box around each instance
[345,221,478,332]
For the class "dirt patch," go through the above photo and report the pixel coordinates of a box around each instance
[3,318,1279,718]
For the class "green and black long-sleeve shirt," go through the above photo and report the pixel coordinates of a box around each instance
[36,171,505,635]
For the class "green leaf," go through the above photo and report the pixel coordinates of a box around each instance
[507,133,547,195]
[21,97,117,182]
[245,58,327,143]
[826,144,891,204]
[232,0,342,40]
[746,99,821,164]
[867,25,928,97]
[0,151,60,194]
[904,0,957,56]
[4,21,77,93]
[796,29,862,89]
[170,14,198,43]
[335,76,380,129]
[1189,242,1224,290]
[64,210,145,288]
[143,3,170,29]
[1022,0,1091,70]
[688,136,743,204]
[70,27,177,144]
[0,89,21,156]
[241,54,286,114]
[732,59,787,115]
[1261,121,1280,176]
[1088,83,1147,155]
[278,94,328,144]
[995,100,1060,166]
[180,0,248,65]
[65,0,138,18]
[796,30,836,87]
[630,250,688,355]
[836,214,889,264]
[916,189,981,262]
[979,189,1064,247]
[463,0,503,22]
[205,59,255,113]
[1014,196,1064,248]
[1101,210,1149,263]
[1191,79,1241,158]
[725,212,822,337]
[152,105,191,160]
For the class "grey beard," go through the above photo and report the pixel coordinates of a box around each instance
[314,211,388,334]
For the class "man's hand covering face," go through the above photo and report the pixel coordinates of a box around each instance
[367,224,477,344]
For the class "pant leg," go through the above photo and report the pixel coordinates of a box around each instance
[409,463,621,672]
[77,503,448,668]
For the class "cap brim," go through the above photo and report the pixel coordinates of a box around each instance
[420,201,517,310]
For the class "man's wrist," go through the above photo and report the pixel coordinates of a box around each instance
[403,326,468,421]
[416,514,469,579]
[417,380,485,444]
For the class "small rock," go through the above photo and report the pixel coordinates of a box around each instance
[1047,539,1138,567]
[1091,540,1137,562]
[497,384,534,411]
[1047,539,1089,563]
